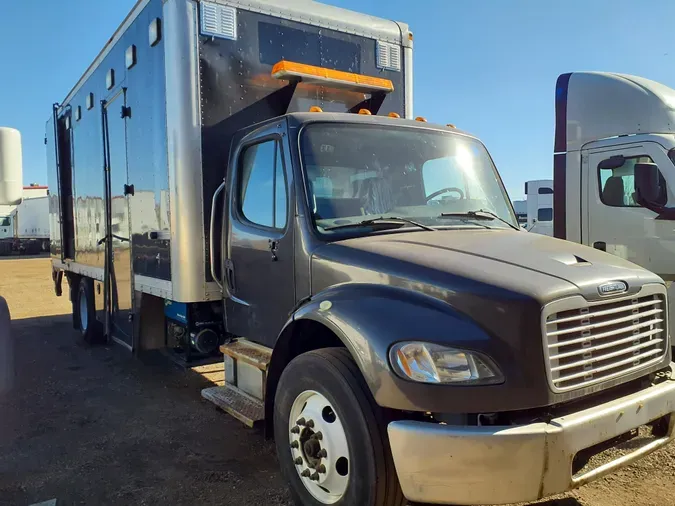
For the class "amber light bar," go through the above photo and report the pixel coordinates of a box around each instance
[271,60,394,94]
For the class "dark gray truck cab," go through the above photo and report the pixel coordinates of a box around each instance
[213,112,675,505]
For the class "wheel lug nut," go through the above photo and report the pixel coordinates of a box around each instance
[290,441,299,449]
[313,431,323,440]
[297,417,306,426]
[310,472,320,481]
[294,457,303,465]
[291,426,300,434]
[306,419,315,428]
[318,449,327,458]
[317,464,326,474]
[301,469,311,478]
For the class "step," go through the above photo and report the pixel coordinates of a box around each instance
[201,384,264,428]
[220,339,272,371]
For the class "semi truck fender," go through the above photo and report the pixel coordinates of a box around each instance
[265,283,493,423]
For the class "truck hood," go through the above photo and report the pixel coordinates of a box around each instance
[311,229,663,304]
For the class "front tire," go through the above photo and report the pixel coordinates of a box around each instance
[76,278,103,344]
[274,348,404,506]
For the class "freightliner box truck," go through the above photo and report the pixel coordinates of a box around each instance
[45,2,675,505]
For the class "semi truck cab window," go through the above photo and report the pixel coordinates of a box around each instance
[0,218,10,227]
[239,140,287,230]
[537,208,553,221]
[598,155,660,207]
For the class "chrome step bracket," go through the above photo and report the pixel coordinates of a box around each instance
[201,384,264,428]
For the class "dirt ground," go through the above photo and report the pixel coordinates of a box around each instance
[0,257,673,506]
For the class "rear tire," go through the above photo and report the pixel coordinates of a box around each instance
[274,348,405,506]
[76,278,103,344]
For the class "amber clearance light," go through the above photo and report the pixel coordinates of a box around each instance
[271,60,394,94]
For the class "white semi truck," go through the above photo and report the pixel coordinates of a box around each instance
[44,3,675,505]
[0,128,49,255]
[553,71,675,347]
[0,194,50,255]
[524,179,553,236]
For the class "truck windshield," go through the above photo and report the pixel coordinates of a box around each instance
[0,217,10,227]
[300,123,517,236]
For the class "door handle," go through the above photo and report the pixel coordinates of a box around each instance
[593,241,606,252]
[268,239,278,261]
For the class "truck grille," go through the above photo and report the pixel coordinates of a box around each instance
[543,287,667,392]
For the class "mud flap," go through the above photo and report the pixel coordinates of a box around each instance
[52,269,63,297]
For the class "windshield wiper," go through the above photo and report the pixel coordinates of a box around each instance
[324,216,435,232]
[439,209,520,231]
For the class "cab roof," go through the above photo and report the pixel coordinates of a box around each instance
[556,72,675,152]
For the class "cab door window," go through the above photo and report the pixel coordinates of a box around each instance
[598,155,664,207]
[238,140,288,229]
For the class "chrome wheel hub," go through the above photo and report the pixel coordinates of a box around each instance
[289,390,350,504]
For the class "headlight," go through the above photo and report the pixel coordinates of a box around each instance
[389,341,503,385]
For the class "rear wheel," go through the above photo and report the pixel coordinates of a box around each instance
[274,348,404,506]
[76,278,103,344]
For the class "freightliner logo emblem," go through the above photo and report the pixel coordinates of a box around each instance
[598,281,628,296]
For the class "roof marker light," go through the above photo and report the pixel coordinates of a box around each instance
[388,112,401,118]
[309,106,323,113]
[447,123,456,128]
[271,60,394,94]
[415,116,427,122]
[358,109,372,115]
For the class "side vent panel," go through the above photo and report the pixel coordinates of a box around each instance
[376,41,401,72]
[200,2,237,41]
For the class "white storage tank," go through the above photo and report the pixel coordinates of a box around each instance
[0,127,23,206]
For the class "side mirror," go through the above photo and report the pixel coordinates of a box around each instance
[634,163,667,208]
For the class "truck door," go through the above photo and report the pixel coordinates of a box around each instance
[224,121,295,347]
[102,91,134,348]
[584,142,675,275]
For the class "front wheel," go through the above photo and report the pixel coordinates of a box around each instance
[274,348,404,506]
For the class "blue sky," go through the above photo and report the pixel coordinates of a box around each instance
[1,0,675,199]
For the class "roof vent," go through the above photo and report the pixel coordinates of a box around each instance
[200,2,237,41]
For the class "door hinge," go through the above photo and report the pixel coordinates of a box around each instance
[121,106,132,118]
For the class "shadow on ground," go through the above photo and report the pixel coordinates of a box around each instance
[0,314,292,506]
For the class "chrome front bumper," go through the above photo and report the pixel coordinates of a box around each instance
[388,375,675,505]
